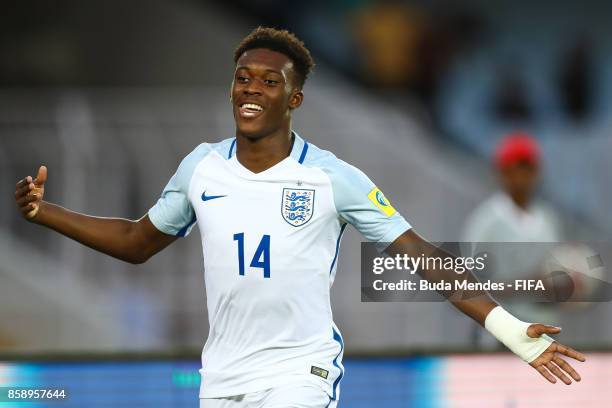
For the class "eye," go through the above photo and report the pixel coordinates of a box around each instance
[236,76,249,83]
[264,79,279,86]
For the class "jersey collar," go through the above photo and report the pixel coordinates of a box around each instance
[227,131,309,164]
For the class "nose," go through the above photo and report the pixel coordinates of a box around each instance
[244,80,262,96]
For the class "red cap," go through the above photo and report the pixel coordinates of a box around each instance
[494,132,540,168]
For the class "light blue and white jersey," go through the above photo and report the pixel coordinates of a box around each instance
[149,133,411,399]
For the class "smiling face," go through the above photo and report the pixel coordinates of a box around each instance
[231,48,303,139]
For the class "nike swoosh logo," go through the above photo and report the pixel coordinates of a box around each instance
[201,191,227,201]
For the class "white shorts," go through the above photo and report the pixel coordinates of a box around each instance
[199,382,338,408]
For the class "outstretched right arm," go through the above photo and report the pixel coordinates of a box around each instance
[15,166,177,264]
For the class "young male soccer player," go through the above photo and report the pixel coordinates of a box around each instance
[15,27,585,407]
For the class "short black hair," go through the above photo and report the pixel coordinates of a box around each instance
[234,27,315,88]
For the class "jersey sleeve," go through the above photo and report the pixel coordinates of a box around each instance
[148,143,211,237]
[324,159,411,249]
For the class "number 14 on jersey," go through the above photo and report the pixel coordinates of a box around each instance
[233,233,271,278]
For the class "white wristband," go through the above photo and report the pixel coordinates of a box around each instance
[484,306,554,363]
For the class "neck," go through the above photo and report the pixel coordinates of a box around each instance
[509,193,530,211]
[235,125,294,173]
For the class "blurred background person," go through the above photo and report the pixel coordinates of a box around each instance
[463,132,562,245]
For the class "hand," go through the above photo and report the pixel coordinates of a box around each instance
[15,166,47,220]
[527,324,586,384]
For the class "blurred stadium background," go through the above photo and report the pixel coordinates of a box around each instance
[1,0,611,406]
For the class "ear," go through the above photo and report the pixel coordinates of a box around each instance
[289,89,304,110]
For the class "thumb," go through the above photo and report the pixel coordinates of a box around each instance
[34,165,47,186]
[528,323,562,338]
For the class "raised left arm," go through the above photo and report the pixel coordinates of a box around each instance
[386,229,586,384]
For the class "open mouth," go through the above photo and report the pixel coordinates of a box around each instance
[238,103,264,118]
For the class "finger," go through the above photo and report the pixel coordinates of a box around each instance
[554,356,581,382]
[20,203,35,215]
[535,365,557,384]
[546,361,571,385]
[34,166,47,186]
[17,190,40,204]
[16,193,40,206]
[555,343,587,362]
[529,324,562,338]
[541,325,562,335]
[15,176,32,189]
[15,182,35,198]
[21,202,40,219]
[25,203,39,219]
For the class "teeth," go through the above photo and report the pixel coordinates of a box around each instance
[242,103,263,111]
